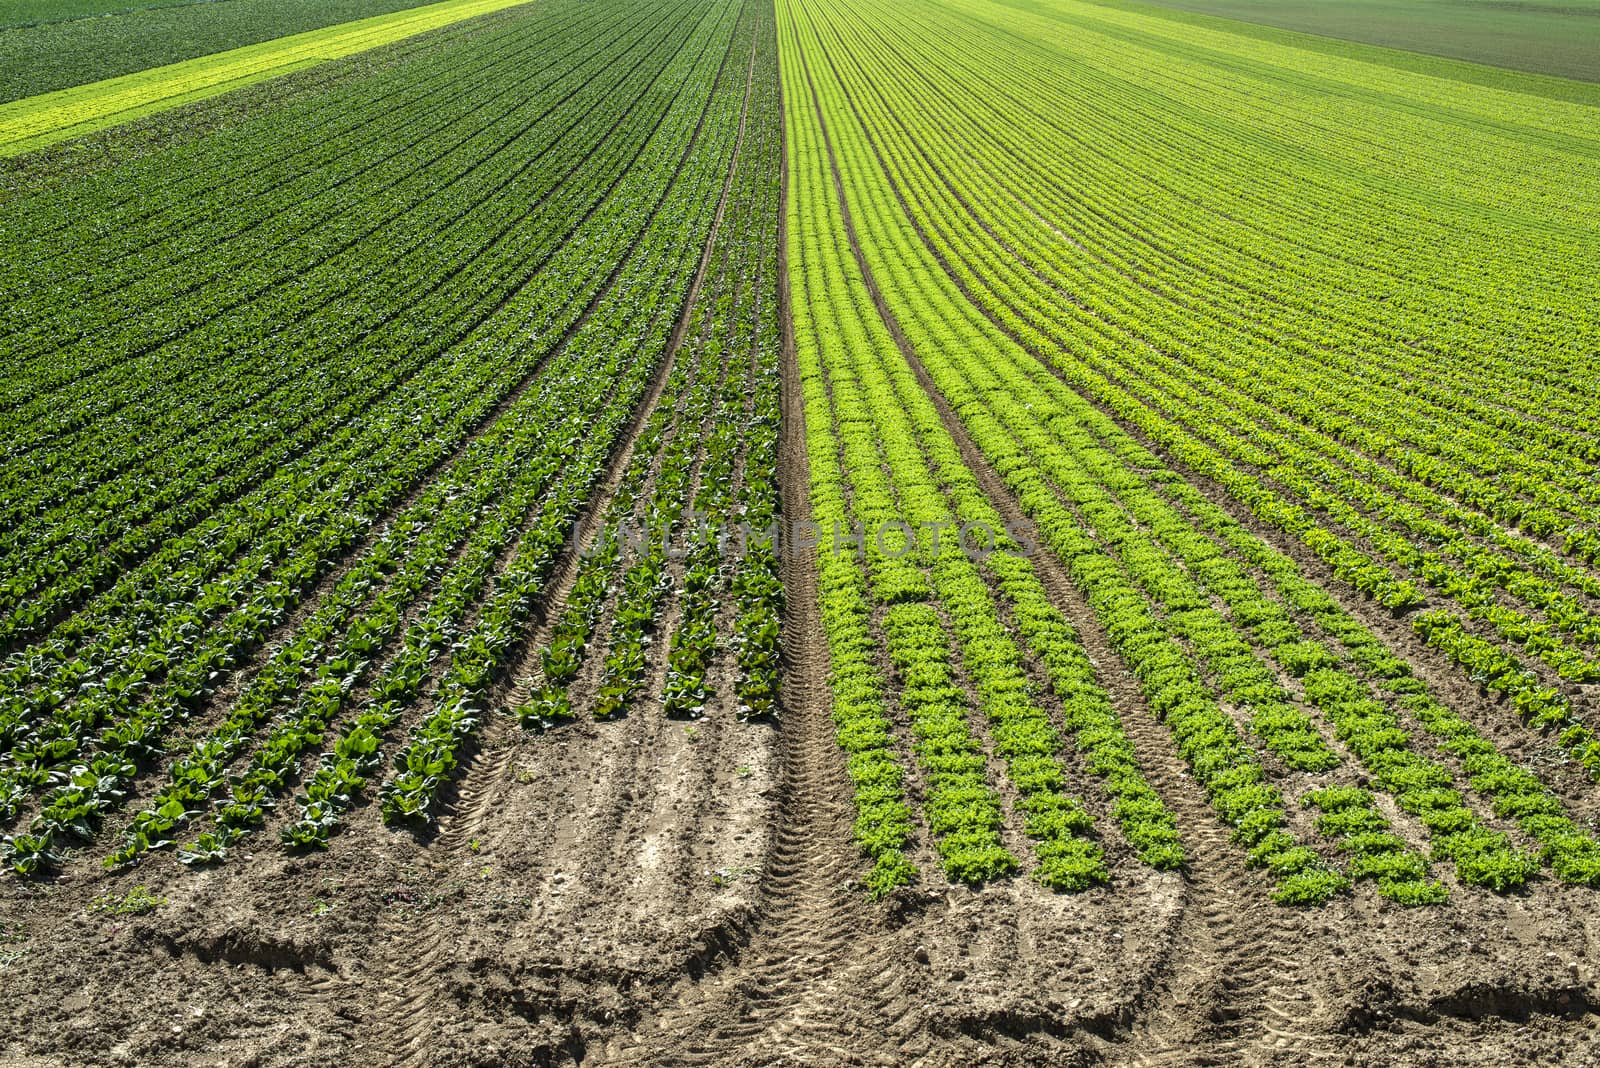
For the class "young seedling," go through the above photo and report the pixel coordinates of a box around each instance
[91,885,166,917]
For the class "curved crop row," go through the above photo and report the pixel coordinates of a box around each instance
[786,25,1186,896]
[797,0,1600,768]
[781,0,1600,902]
[1,0,758,875]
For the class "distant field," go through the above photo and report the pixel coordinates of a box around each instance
[0,0,445,101]
[0,0,531,155]
[1124,0,1600,81]
[0,0,208,29]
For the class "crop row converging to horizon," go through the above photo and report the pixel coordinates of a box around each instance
[1,0,1598,908]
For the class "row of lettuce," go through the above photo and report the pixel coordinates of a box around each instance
[797,0,1600,768]
[518,43,783,732]
[1,0,782,875]
[0,0,453,105]
[779,0,1600,902]
[786,17,1183,898]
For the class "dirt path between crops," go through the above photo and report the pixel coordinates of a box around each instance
[792,36,1301,1065]
[580,91,893,1062]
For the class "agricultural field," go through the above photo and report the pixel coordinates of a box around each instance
[0,0,534,155]
[1,0,1599,1064]
[0,0,453,102]
[1129,0,1600,83]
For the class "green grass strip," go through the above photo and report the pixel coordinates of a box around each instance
[0,0,533,157]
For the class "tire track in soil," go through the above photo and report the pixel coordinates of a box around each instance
[588,50,913,1062]
[588,684,871,1066]
[357,25,760,1066]
[793,22,1336,1065]
[883,250,1333,1068]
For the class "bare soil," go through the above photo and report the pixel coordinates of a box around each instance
[5,693,1600,1068]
